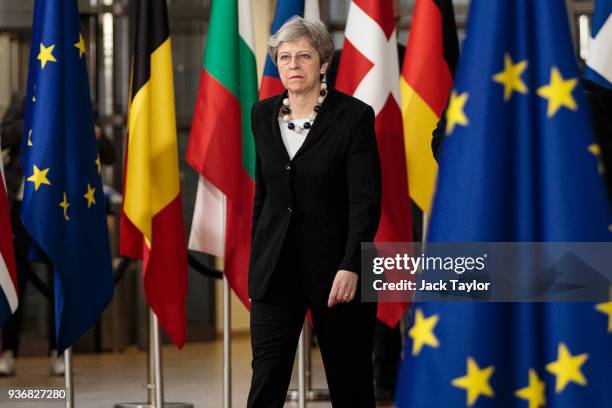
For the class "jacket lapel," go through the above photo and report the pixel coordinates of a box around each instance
[292,88,340,161]
[270,92,292,163]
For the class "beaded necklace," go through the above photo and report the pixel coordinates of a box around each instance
[280,82,328,133]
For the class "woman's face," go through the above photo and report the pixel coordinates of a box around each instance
[276,37,328,94]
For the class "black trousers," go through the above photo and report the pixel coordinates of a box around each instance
[373,320,401,393]
[247,270,377,408]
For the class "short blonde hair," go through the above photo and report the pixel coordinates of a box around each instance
[267,16,334,66]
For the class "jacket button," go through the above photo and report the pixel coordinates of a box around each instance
[285,165,291,170]
[287,206,292,213]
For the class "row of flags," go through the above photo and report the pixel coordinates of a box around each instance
[1,0,189,351]
[185,0,427,327]
[186,0,414,327]
[0,2,610,406]
[397,0,612,407]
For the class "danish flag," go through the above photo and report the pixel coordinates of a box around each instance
[336,0,413,327]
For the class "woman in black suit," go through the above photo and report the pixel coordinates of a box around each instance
[247,16,381,408]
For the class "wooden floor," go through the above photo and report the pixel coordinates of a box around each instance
[0,336,395,408]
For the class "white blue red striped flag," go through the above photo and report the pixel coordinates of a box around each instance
[0,160,18,326]
[585,0,612,88]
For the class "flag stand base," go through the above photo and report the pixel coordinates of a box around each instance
[115,309,193,408]
[114,404,193,408]
[286,390,331,401]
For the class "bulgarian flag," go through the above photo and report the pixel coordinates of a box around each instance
[187,0,258,309]
[120,0,188,348]
[401,0,459,214]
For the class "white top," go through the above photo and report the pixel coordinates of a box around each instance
[278,118,310,160]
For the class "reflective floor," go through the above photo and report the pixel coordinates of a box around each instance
[0,336,395,408]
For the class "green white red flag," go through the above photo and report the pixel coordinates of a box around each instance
[187,0,258,309]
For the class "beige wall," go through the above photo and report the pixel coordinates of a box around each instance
[0,35,11,118]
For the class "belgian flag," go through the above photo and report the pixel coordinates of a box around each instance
[401,0,459,215]
[120,0,188,348]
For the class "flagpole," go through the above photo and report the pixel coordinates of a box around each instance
[64,347,74,408]
[304,324,310,390]
[297,325,305,408]
[223,274,232,408]
[302,323,330,400]
[114,268,192,408]
[114,308,193,408]
[215,258,232,408]
[287,322,330,402]
[147,315,155,405]
[149,310,164,408]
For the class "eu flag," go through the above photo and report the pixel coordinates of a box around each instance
[396,1,612,407]
[21,0,113,352]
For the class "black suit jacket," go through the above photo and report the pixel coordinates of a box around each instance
[248,88,382,301]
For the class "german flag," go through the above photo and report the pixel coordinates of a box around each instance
[120,0,187,348]
[401,0,459,215]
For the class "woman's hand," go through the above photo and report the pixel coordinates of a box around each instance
[327,270,358,307]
